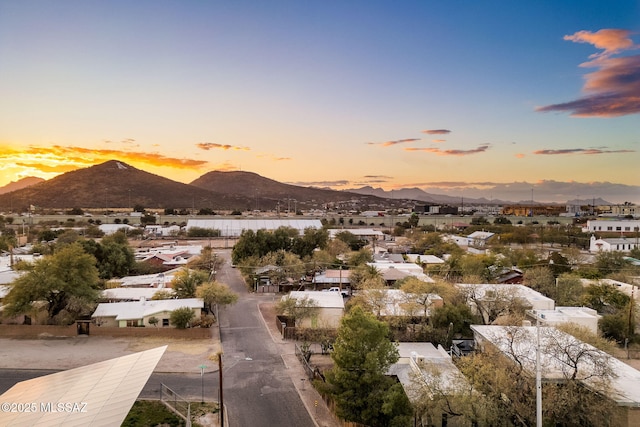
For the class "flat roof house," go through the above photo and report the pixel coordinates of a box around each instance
[92,298,203,328]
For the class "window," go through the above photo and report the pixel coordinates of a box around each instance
[126,320,139,327]
[162,319,169,327]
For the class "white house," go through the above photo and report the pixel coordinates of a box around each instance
[580,278,637,297]
[100,287,174,302]
[388,342,468,426]
[471,325,640,425]
[589,235,639,253]
[186,219,322,237]
[367,261,435,283]
[92,298,203,327]
[529,306,600,334]
[285,291,345,328]
[456,284,555,324]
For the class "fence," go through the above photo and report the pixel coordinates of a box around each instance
[160,383,191,423]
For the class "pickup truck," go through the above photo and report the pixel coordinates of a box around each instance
[322,287,349,297]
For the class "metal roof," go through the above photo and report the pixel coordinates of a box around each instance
[0,346,166,426]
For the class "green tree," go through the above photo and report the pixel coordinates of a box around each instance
[322,306,412,426]
[94,232,136,279]
[4,243,100,323]
[196,281,239,314]
[171,269,209,299]
[275,295,319,327]
[594,251,633,278]
[170,307,195,329]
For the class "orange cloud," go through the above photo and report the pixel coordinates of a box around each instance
[197,142,250,151]
[537,29,640,117]
[366,138,420,147]
[564,29,636,63]
[431,139,446,143]
[15,162,81,174]
[22,145,209,169]
[515,153,526,158]
[533,148,635,155]
[422,129,451,135]
[404,145,490,156]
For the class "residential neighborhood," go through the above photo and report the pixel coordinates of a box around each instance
[1,211,639,426]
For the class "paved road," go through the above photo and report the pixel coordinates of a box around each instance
[215,251,316,427]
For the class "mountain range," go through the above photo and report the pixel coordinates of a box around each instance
[0,160,391,212]
[0,160,619,212]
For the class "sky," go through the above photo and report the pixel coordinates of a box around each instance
[1,1,639,204]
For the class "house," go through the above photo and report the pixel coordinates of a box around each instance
[284,291,345,328]
[107,268,182,288]
[367,261,435,283]
[92,298,203,328]
[589,235,639,253]
[388,342,467,427]
[100,287,174,302]
[405,254,445,266]
[456,284,555,324]
[362,289,443,318]
[311,269,351,290]
[466,231,495,247]
[471,325,640,426]
[527,306,600,334]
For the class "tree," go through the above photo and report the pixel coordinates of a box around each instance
[455,326,617,426]
[554,273,584,306]
[171,269,209,299]
[4,243,100,323]
[321,306,412,427]
[594,251,632,278]
[523,266,556,297]
[148,316,159,327]
[151,290,174,300]
[170,307,195,329]
[196,281,239,314]
[275,295,319,327]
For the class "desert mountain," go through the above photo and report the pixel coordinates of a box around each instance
[0,161,250,211]
[0,177,45,195]
[190,171,388,209]
[0,161,390,212]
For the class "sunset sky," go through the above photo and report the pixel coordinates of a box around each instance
[1,1,638,203]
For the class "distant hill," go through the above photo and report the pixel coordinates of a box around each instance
[346,186,512,205]
[0,161,249,211]
[190,171,389,210]
[0,177,45,195]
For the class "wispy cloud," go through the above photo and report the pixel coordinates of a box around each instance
[537,29,640,117]
[422,129,451,135]
[363,175,393,180]
[257,154,292,161]
[533,147,635,155]
[197,142,250,151]
[431,139,446,143]
[404,144,490,156]
[366,138,420,147]
[515,153,526,158]
[211,161,240,172]
[290,180,351,187]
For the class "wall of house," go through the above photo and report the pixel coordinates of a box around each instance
[300,307,343,329]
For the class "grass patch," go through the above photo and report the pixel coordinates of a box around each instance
[122,400,219,427]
